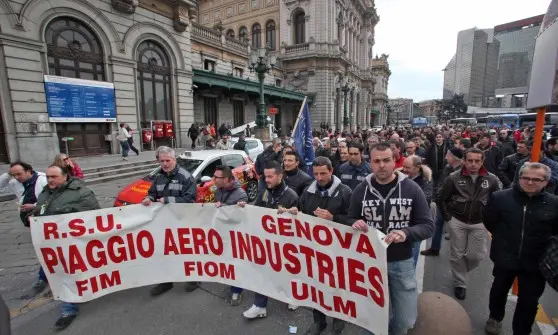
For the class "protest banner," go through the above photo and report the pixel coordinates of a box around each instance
[30,204,389,334]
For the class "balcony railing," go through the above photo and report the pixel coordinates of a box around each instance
[285,43,309,54]
[191,22,249,54]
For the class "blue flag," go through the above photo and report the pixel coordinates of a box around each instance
[294,100,315,177]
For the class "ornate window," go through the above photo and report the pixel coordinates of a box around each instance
[239,26,248,42]
[293,10,305,44]
[46,17,105,80]
[252,23,261,48]
[266,20,276,50]
[226,29,235,39]
[137,41,172,126]
[337,12,343,43]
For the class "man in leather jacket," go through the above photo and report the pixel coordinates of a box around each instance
[439,148,501,300]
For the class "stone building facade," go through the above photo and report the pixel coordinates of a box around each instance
[371,53,390,126]
[199,0,380,132]
[0,0,198,163]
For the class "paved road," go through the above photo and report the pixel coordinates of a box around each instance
[1,176,556,334]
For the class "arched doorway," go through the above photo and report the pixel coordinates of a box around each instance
[46,17,111,157]
[136,40,173,147]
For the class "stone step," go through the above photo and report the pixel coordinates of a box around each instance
[83,162,158,179]
[84,168,155,185]
[81,160,158,174]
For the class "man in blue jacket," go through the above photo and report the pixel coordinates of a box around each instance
[347,143,434,335]
[337,142,371,190]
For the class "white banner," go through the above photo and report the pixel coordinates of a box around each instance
[31,204,389,334]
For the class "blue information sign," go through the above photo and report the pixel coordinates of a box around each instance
[44,75,117,122]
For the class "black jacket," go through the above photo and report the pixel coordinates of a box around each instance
[255,147,281,175]
[410,166,433,204]
[284,168,313,196]
[298,176,352,224]
[439,167,501,224]
[345,172,434,262]
[254,181,299,209]
[484,186,558,272]
[233,139,247,151]
[434,163,462,198]
[337,161,371,190]
[147,166,197,203]
[497,138,516,157]
[498,153,528,188]
[426,143,449,182]
[477,143,503,177]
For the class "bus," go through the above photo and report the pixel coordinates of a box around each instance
[476,116,489,127]
[518,112,558,127]
[476,114,520,128]
[500,114,520,128]
[449,118,477,126]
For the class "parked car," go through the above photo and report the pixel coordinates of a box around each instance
[229,137,264,162]
[114,150,259,206]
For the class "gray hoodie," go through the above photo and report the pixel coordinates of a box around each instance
[214,179,248,205]
[346,171,434,262]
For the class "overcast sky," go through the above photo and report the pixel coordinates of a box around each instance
[373,0,551,102]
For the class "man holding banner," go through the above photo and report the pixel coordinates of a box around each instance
[33,165,101,330]
[242,161,299,318]
[285,156,353,335]
[142,146,199,296]
[348,143,434,335]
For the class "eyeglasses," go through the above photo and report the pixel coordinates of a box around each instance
[213,176,227,179]
[63,157,70,161]
[520,176,546,183]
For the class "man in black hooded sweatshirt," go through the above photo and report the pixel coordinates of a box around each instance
[347,142,434,335]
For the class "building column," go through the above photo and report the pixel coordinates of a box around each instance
[176,69,194,148]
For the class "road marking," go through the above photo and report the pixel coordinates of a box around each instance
[9,292,53,319]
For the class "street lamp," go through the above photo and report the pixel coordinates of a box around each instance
[248,47,277,133]
[341,75,351,131]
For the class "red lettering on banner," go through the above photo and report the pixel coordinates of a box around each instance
[68,245,87,274]
[299,246,316,278]
[265,239,282,272]
[294,219,312,240]
[76,270,121,296]
[164,228,180,255]
[56,246,69,273]
[96,214,115,233]
[43,222,59,240]
[355,234,377,259]
[261,215,275,234]
[313,225,333,246]
[41,248,58,273]
[333,296,357,318]
[283,243,301,274]
[183,261,236,280]
[236,232,252,261]
[335,256,347,290]
[291,282,357,317]
[136,230,155,258]
[347,258,367,297]
[367,267,385,307]
[333,228,353,249]
[277,217,294,237]
[68,219,86,237]
[250,235,266,265]
[315,251,335,287]
[86,240,107,268]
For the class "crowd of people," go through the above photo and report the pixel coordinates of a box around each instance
[1,122,558,334]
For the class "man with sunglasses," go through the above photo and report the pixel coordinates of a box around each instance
[483,162,558,335]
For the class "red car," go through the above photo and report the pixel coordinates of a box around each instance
[114,150,259,206]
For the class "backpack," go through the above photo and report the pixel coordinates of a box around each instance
[202,127,209,136]
[540,236,558,291]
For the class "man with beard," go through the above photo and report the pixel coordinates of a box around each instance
[348,143,434,334]
[283,151,313,196]
[242,161,299,319]
[283,157,353,334]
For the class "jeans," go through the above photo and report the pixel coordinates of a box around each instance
[489,266,546,335]
[231,286,243,294]
[412,241,421,268]
[388,258,419,335]
[120,141,129,158]
[430,208,445,251]
[38,267,47,282]
[254,293,268,308]
[60,302,79,316]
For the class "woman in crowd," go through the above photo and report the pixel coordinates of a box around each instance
[53,154,84,179]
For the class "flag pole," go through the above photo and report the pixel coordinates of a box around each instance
[291,96,308,136]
